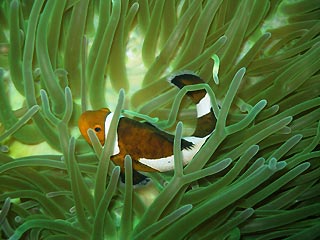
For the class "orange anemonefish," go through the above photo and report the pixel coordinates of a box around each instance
[78,73,216,182]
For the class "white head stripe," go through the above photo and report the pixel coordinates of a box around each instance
[104,112,120,155]
[196,93,211,118]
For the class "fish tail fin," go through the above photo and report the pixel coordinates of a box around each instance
[169,72,206,103]
[168,72,216,138]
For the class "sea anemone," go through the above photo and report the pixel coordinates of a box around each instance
[1,0,319,239]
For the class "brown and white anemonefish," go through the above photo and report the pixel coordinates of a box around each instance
[78,73,216,182]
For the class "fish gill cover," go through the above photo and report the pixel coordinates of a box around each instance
[0,0,320,239]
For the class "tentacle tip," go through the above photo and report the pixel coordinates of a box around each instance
[268,157,278,170]
[246,207,255,213]
[31,105,41,111]
[276,161,287,170]
[220,158,233,168]
[132,2,139,8]
[0,145,9,153]
[64,86,72,94]
[113,165,121,174]
[295,134,303,140]
[260,99,267,106]
[69,136,75,143]
[301,161,311,169]
[251,144,260,151]
[119,88,125,95]
[239,67,246,74]
[285,116,293,124]
[220,35,228,41]
[177,121,183,128]
[184,204,193,211]
[264,32,272,38]
[10,0,19,7]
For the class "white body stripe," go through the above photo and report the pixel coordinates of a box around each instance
[196,93,211,118]
[138,136,209,172]
[104,113,120,155]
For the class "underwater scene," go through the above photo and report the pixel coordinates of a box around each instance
[0,0,320,239]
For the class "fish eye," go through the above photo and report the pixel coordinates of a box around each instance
[94,126,101,132]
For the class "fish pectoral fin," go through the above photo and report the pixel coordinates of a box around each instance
[111,153,157,185]
[132,170,150,185]
[120,168,150,185]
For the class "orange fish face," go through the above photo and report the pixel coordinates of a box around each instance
[78,108,111,145]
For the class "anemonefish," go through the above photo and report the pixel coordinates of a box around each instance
[78,73,216,183]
